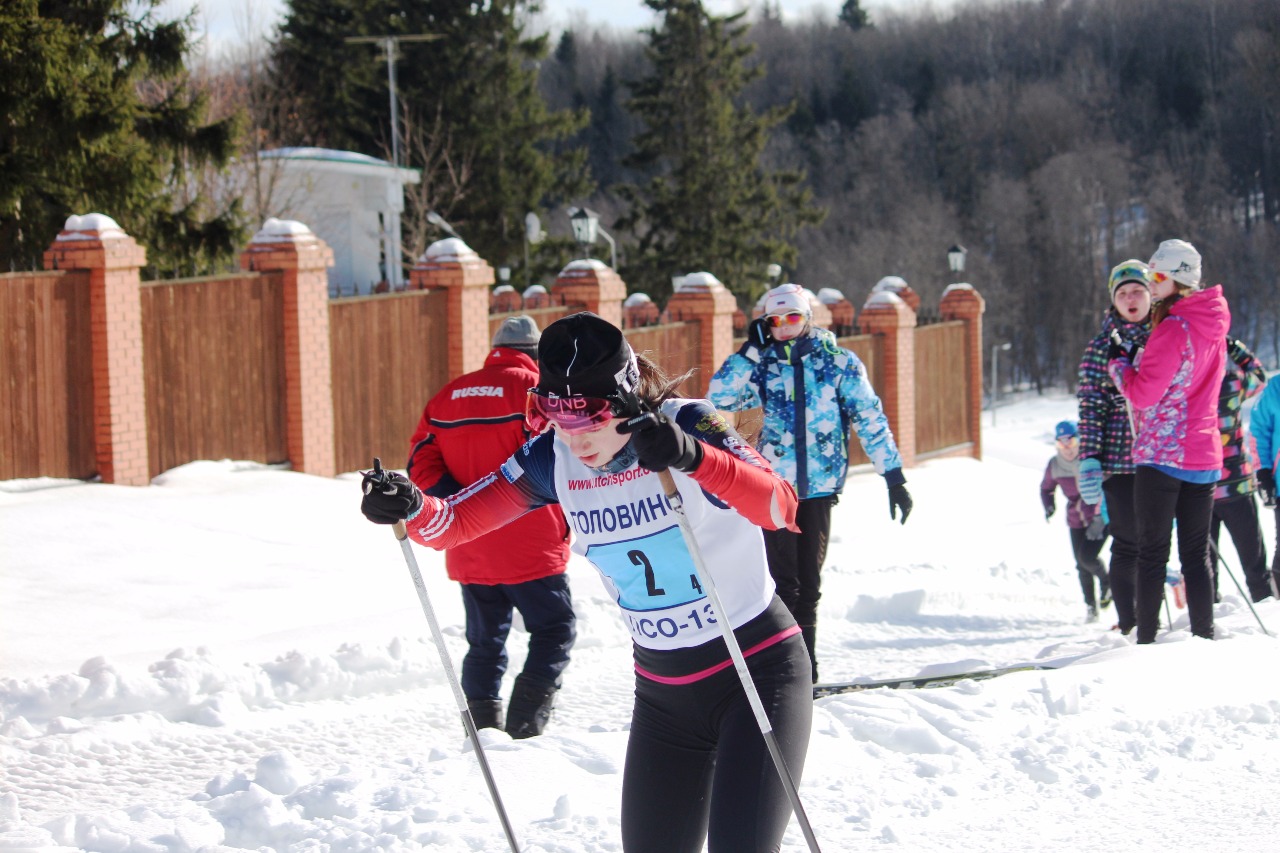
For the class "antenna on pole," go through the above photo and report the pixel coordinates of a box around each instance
[345,34,440,169]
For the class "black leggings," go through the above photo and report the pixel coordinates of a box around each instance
[1133,466,1216,643]
[763,495,835,628]
[1102,474,1139,632]
[1068,526,1109,606]
[621,633,813,853]
[1210,495,1272,601]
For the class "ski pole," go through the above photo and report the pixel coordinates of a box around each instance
[1208,539,1271,636]
[367,459,522,853]
[655,467,823,853]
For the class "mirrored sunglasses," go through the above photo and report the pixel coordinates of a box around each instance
[766,312,806,328]
[525,390,618,435]
[1150,271,1171,284]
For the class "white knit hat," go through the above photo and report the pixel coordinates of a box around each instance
[762,283,812,318]
[1148,239,1202,289]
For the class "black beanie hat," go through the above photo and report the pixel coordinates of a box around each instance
[537,312,638,400]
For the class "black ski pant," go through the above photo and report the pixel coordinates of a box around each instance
[1133,466,1216,644]
[1068,526,1109,607]
[1210,494,1273,601]
[762,495,835,629]
[1271,501,1280,597]
[459,574,575,700]
[1102,474,1139,632]
[621,632,812,853]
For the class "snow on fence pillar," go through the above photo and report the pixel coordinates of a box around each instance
[240,218,337,478]
[551,259,627,327]
[410,238,494,377]
[939,283,986,461]
[858,289,918,468]
[664,272,738,398]
[43,214,150,486]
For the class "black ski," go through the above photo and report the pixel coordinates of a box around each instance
[813,663,1053,698]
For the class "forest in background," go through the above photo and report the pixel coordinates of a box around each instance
[5,0,1279,393]
[536,0,1280,388]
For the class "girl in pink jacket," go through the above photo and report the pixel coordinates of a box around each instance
[1108,239,1230,644]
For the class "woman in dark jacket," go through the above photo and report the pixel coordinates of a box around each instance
[1076,259,1152,635]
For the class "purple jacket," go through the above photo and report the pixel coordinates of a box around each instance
[1041,454,1101,529]
[1110,286,1231,472]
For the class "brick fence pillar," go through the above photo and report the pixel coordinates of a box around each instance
[410,238,495,377]
[241,218,337,478]
[858,290,918,468]
[551,259,627,327]
[664,272,739,398]
[940,283,986,461]
[43,214,150,485]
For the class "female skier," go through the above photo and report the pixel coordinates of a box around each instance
[1107,239,1230,643]
[1076,259,1152,634]
[361,311,811,853]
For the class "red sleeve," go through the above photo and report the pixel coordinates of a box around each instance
[405,471,536,550]
[688,443,800,532]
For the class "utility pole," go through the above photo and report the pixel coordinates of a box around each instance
[345,34,440,168]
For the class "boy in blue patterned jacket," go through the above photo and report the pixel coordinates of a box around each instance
[707,283,911,681]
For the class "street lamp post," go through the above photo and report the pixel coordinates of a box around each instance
[344,34,440,169]
[948,243,967,276]
[523,211,543,288]
[991,341,1012,426]
[568,206,616,269]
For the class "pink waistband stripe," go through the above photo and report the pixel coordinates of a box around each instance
[634,625,802,685]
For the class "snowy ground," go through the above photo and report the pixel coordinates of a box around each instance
[2,392,1279,852]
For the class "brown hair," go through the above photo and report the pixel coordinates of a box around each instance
[634,351,696,406]
[1150,284,1194,327]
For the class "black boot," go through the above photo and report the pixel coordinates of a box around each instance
[466,698,504,731]
[505,674,557,739]
[800,625,818,683]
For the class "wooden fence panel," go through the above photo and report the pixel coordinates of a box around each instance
[626,321,702,399]
[914,320,971,457]
[141,274,288,478]
[0,271,95,480]
[487,303,581,342]
[330,289,450,474]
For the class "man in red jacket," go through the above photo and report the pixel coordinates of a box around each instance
[407,315,574,738]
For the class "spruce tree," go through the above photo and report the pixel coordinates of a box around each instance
[0,0,241,274]
[272,0,589,272]
[616,0,823,304]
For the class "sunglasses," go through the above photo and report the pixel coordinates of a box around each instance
[525,389,620,435]
[1056,435,1078,444]
[1150,271,1171,284]
[766,312,807,328]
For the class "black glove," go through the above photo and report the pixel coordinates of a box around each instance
[1258,468,1276,508]
[361,463,423,524]
[738,317,773,358]
[888,483,913,524]
[1108,329,1139,362]
[1085,515,1106,541]
[616,411,704,473]
[1044,504,1055,522]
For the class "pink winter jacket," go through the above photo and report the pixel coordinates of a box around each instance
[1110,285,1230,472]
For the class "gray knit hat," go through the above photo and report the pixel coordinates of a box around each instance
[492,315,540,348]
